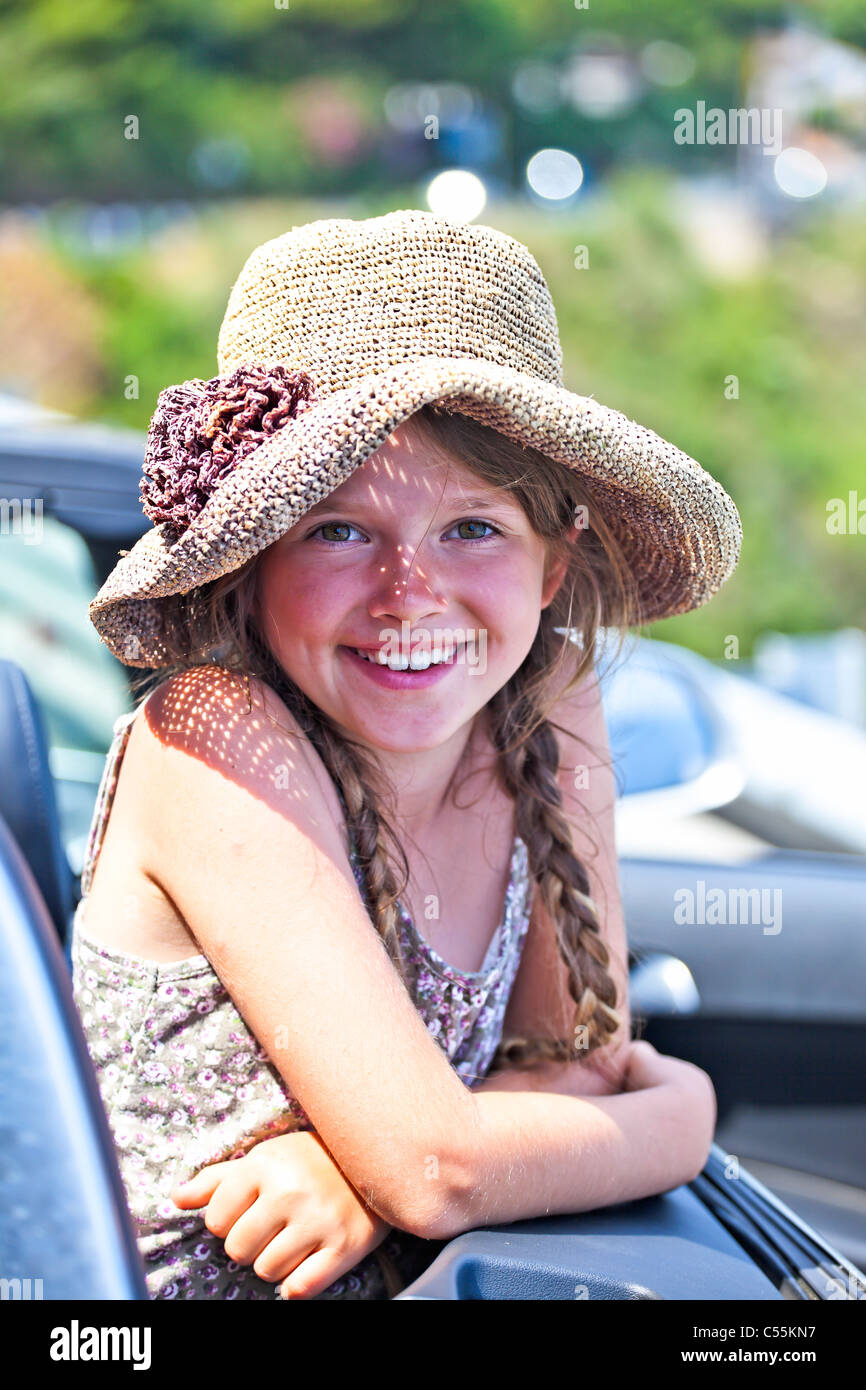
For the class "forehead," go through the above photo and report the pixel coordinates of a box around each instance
[305,423,519,515]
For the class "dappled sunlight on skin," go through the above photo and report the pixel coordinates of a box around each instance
[343,424,540,606]
[142,663,355,881]
[249,413,573,829]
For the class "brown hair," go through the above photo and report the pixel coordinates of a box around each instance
[128,402,643,1074]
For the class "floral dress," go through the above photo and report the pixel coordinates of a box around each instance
[70,704,535,1299]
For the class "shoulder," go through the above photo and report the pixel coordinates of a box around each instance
[135,663,312,767]
[140,662,299,732]
[129,664,352,879]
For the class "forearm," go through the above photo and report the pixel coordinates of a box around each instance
[430,1081,713,1241]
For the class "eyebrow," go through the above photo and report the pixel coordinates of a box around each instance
[445,493,517,512]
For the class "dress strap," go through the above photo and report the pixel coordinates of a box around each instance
[79,707,140,897]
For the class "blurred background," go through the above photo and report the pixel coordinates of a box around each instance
[1,0,865,1291]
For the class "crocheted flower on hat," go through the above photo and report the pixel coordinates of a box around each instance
[140,362,318,536]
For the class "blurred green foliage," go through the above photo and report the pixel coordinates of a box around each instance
[1,0,864,197]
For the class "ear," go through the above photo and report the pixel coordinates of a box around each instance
[541,523,579,610]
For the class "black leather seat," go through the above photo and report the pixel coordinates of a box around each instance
[0,659,74,942]
[0,810,149,1298]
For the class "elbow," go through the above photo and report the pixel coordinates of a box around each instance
[689,1123,717,1185]
[353,1098,482,1240]
[393,1176,473,1243]
[683,1141,713,1188]
[380,1149,475,1242]
[406,1190,471,1242]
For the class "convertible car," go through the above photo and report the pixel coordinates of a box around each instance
[0,397,864,1300]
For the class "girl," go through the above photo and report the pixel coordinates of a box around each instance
[75,209,738,1299]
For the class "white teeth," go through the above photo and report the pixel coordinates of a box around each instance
[351,645,458,671]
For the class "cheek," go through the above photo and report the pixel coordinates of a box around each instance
[256,553,343,647]
[470,558,544,627]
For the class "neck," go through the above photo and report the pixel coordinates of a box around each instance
[360,707,499,836]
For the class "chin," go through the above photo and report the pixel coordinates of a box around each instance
[351,722,455,752]
[341,708,466,752]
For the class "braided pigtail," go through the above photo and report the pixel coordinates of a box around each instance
[294,710,412,978]
[485,624,624,1070]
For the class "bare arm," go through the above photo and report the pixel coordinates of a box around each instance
[447,1059,715,1237]
[140,668,475,1239]
[141,667,712,1244]
[429,657,716,1236]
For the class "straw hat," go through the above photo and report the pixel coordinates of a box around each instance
[88,207,741,667]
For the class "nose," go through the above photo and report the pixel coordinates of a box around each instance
[366,538,449,626]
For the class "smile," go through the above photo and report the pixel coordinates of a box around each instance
[338,643,464,689]
[346,642,462,671]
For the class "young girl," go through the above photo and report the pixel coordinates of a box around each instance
[75,209,739,1300]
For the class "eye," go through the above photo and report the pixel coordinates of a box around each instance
[446,519,502,543]
[309,521,367,545]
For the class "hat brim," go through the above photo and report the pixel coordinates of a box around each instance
[89,355,742,667]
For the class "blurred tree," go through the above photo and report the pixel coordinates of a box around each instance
[0,0,863,199]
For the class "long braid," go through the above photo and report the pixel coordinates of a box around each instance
[304,717,412,978]
[486,645,624,1070]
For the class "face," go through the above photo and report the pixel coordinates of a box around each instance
[252,417,573,755]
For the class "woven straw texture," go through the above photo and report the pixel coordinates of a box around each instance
[89,208,741,666]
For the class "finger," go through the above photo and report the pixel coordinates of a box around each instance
[248,1225,320,1287]
[221,1197,298,1267]
[170,1163,234,1208]
[278,1245,358,1300]
[199,1170,261,1240]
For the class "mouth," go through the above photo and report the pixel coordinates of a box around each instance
[344,641,463,672]
[338,641,465,689]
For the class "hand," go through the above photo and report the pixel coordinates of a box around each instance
[475,1038,630,1098]
[170,1129,393,1299]
[622,1039,714,1099]
[623,1040,718,1150]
